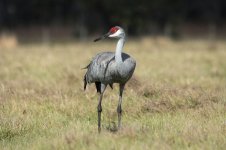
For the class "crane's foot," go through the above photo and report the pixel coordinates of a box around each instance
[98,126,101,133]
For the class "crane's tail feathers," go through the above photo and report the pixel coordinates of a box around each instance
[109,83,113,89]
[84,74,87,90]
[83,63,91,90]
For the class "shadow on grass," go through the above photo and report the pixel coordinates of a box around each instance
[104,122,118,133]
[0,128,28,141]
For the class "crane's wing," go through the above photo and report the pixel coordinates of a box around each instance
[83,52,115,93]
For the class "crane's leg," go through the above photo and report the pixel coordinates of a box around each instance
[97,83,106,133]
[117,84,125,130]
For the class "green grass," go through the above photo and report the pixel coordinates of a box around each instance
[0,38,226,149]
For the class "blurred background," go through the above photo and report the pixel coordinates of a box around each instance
[0,0,226,45]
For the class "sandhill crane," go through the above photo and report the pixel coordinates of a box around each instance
[83,26,136,132]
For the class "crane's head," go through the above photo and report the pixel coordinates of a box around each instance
[94,26,125,42]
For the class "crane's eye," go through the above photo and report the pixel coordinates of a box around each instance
[109,27,119,34]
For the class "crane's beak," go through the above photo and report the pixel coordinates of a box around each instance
[94,32,110,42]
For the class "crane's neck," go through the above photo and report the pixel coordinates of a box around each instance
[115,37,125,63]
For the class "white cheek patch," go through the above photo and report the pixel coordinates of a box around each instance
[109,30,121,37]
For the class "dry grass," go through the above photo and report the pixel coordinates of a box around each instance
[0,37,226,149]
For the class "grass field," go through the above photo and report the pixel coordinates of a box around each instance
[0,37,226,149]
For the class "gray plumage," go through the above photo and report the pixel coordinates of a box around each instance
[83,26,136,132]
[84,52,136,92]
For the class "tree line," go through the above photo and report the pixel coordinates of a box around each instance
[0,0,225,35]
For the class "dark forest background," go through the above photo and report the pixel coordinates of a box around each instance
[0,0,226,42]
